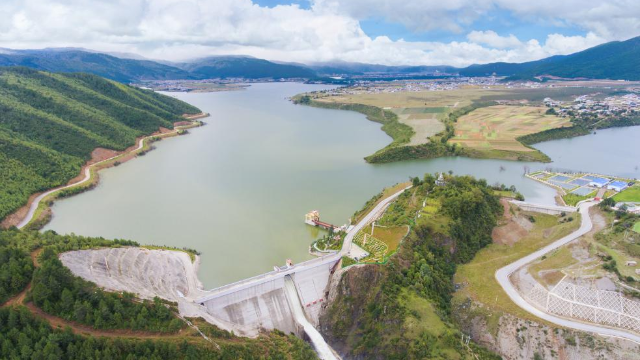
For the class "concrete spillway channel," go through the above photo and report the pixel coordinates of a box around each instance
[283,275,341,360]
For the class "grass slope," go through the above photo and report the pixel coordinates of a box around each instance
[0,67,201,221]
[613,186,640,203]
[453,209,580,323]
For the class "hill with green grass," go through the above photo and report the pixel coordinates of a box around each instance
[0,67,201,221]
[321,174,502,359]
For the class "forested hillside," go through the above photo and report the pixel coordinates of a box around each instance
[0,67,201,221]
[0,229,318,359]
[321,174,503,359]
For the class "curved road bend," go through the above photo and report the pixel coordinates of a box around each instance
[496,201,640,343]
[17,130,173,229]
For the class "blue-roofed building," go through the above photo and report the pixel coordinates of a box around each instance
[589,177,610,188]
[609,181,629,192]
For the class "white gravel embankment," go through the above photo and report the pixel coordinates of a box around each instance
[59,247,256,336]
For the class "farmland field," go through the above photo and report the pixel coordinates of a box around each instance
[391,108,445,145]
[362,224,408,252]
[306,85,619,161]
[448,105,570,153]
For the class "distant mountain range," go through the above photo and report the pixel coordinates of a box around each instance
[307,61,458,76]
[0,49,192,83]
[460,36,640,80]
[2,35,640,82]
[179,56,316,79]
[0,50,317,82]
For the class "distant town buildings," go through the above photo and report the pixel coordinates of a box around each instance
[544,93,640,119]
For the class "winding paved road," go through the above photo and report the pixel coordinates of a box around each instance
[495,201,640,344]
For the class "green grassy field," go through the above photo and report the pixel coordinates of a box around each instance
[563,191,596,206]
[634,222,640,234]
[613,186,640,202]
[362,225,408,252]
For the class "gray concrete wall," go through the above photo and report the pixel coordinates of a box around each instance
[199,259,338,334]
[201,276,300,335]
[509,200,577,215]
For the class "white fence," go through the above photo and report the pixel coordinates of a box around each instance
[527,281,640,333]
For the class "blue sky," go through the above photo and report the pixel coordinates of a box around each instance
[253,0,588,44]
[1,0,637,66]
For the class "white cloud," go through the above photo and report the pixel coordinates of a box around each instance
[467,30,522,49]
[0,0,628,66]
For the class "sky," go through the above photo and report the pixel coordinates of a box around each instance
[0,0,639,67]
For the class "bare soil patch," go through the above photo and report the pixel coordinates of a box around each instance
[492,199,532,245]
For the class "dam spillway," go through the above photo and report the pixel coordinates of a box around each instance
[197,254,339,335]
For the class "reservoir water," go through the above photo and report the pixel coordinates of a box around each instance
[43,83,640,288]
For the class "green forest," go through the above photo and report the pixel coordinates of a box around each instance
[0,307,317,360]
[0,67,201,221]
[321,174,503,359]
[0,229,318,360]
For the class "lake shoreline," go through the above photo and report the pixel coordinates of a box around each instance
[44,84,637,288]
[1,114,208,230]
[295,97,553,164]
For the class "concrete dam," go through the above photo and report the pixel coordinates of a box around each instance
[61,188,408,359]
[196,254,339,337]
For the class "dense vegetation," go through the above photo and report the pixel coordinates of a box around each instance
[517,124,590,145]
[321,174,502,359]
[518,111,640,145]
[0,307,317,360]
[0,245,33,304]
[0,67,201,221]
